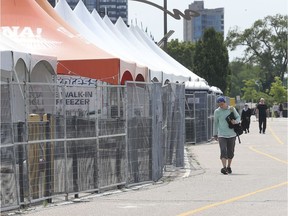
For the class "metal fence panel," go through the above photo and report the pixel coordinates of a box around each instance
[1,81,187,211]
[207,94,216,140]
[194,92,208,143]
[96,85,126,189]
[162,84,185,167]
[1,83,12,145]
[126,82,153,184]
[151,83,164,181]
[1,83,22,210]
[1,145,19,210]
[185,93,196,143]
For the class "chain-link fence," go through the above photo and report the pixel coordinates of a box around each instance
[0,81,186,211]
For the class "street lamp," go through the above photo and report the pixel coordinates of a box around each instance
[163,0,168,50]
[130,0,199,50]
[157,30,175,48]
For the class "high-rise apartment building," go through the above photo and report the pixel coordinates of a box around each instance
[48,0,128,24]
[183,1,224,42]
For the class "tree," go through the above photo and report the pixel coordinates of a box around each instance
[269,76,287,103]
[193,28,229,93]
[226,14,288,91]
[166,39,195,71]
[241,79,260,102]
[229,61,261,98]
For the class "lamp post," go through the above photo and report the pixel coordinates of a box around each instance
[163,0,168,50]
[130,0,199,50]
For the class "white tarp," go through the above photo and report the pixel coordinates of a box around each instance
[101,15,166,82]
[130,24,203,82]
[1,50,57,122]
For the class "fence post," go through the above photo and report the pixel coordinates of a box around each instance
[94,84,99,191]
[44,114,52,203]
[17,121,25,205]
[176,84,185,167]
[72,116,79,198]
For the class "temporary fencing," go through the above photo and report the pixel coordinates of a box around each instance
[0,81,186,211]
[185,90,216,144]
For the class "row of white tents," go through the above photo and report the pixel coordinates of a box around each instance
[0,0,223,94]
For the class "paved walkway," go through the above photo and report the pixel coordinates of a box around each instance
[5,116,287,216]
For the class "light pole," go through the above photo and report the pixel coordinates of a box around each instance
[163,0,168,50]
[130,0,199,50]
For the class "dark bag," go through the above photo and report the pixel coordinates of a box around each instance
[225,110,243,143]
[233,123,243,136]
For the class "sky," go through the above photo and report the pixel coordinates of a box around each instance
[128,0,288,60]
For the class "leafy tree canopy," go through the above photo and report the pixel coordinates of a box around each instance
[226,14,288,91]
[269,76,287,103]
[193,28,229,93]
[166,39,195,71]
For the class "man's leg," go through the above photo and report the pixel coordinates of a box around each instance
[227,159,232,167]
[226,137,236,173]
[219,137,228,174]
[263,118,267,133]
[221,158,227,168]
[259,117,263,133]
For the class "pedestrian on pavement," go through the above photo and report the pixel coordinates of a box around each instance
[255,98,269,134]
[213,96,241,175]
[241,103,252,133]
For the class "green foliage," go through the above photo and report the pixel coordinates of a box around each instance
[241,79,259,101]
[241,78,270,103]
[165,14,287,103]
[226,14,288,91]
[166,39,195,71]
[269,76,288,103]
[193,28,229,93]
[241,76,287,106]
[228,61,261,98]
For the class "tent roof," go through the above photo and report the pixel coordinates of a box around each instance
[1,0,122,84]
[54,0,147,83]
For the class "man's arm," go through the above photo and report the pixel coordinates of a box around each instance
[266,106,269,117]
[255,106,259,118]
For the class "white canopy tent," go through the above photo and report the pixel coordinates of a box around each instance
[210,86,223,95]
[1,49,57,122]
[185,79,210,91]
[114,18,185,83]
[130,25,200,80]
[58,0,201,84]
[49,0,217,90]
[101,15,164,81]
[54,0,147,83]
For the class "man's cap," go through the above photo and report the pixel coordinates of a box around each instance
[216,96,226,103]
[244,103,248,106]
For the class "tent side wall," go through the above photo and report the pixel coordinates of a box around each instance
[57,58,120,84]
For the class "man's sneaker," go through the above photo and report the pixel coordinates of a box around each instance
[227,167,232,174]
[221,167,228,175]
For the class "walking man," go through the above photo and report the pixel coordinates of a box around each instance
[213,96,241,175]
[256,98,269,134]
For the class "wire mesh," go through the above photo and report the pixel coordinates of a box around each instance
[1,81,188,211]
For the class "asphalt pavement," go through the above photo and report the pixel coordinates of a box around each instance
[5,116,287,216]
